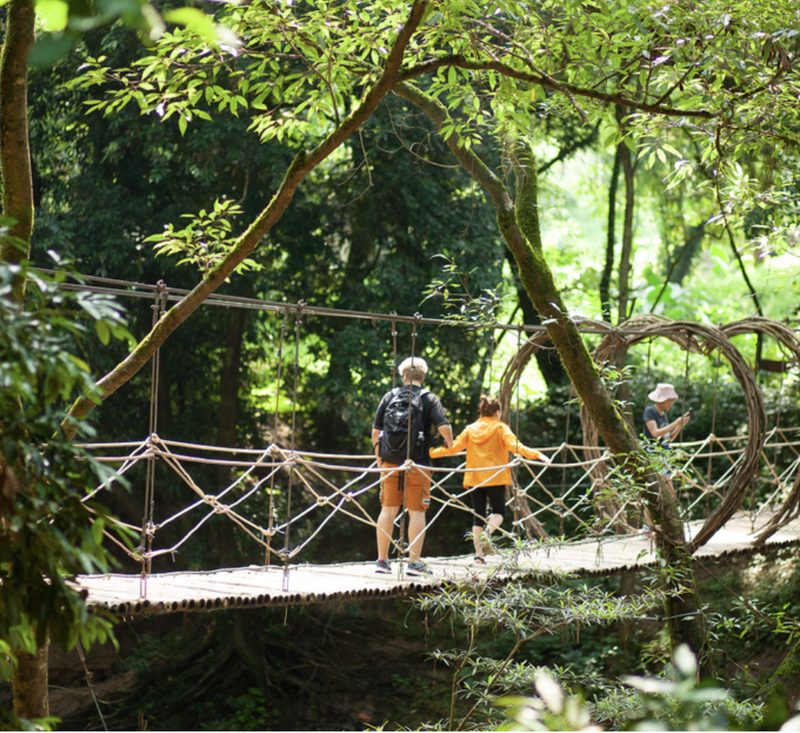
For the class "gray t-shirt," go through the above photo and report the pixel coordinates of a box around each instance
[642,405,669,446]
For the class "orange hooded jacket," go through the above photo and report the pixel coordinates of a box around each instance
[430,416,544,488]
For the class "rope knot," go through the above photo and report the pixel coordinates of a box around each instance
[206,496,229,514]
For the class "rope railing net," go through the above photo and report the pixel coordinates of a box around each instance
[79,424,800,598]
[54,272,800,595]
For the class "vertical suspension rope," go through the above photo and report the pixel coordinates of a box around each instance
[514,326,523,439]
[390,316,399,389]
[485,322,498,396]
[397,316,421,566]
[512,324,524,534]
[680,342,690,422]
[706,352,720,517]
[266,308,289,566]
[560,382,572,539]
[282,301,305,591]
[676,340,691,518]
[140,280,167,599]
[643,338,652,412]
[773,343,787,470]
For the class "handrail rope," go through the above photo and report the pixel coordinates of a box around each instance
[148,440,280,530]
[40,266,618,337]
[80,439,151,503]
[86,433,800,568]
[87,433,800,466]
[75,440,157,448]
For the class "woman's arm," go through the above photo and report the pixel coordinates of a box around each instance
[646,412,691,441]
[430,428,465,458]
[502,425,550,463]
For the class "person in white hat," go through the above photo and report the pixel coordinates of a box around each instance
[642,382,691,499]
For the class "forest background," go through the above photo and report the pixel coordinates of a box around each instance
[2,0,800,729]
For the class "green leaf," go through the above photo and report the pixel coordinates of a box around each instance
[37,0,69,30]
[95,319,110,345]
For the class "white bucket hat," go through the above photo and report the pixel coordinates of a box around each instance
[648,383,678,402]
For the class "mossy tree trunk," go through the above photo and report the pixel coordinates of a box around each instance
[395,81,710,674]
[0,0,54,718]
[600,145,621,324]
[12,646,49,720]
[763,636,800,709]
[0,0,34,301]
[617,109,635,325]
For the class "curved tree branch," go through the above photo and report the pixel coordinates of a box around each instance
[398,56,717,119]
[63,0,431,437]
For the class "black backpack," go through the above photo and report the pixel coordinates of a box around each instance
[378,386,429,464]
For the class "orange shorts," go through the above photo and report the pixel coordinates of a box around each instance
[379,463,432,512]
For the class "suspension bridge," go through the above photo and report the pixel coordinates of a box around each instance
[57,274,800,617]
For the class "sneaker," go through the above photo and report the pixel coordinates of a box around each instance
[474,556,486,565]
[407,560,432,576]
[375,559,391,574]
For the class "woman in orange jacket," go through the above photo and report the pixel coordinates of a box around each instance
[430,394,550,562]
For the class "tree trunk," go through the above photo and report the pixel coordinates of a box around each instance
[12,645,49,720]
[0,0,35,302]
[599,146,621,323]
[617,127,635,324]
[762,636,800,710]
[503,248,567,387]
[1,0,49,716]
[670,221,705,285]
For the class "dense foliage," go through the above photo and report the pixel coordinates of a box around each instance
[0,255,133,722]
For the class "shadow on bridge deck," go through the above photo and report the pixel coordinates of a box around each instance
[72,512,800,617]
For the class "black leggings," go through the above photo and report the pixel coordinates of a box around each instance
[471,484,507,528]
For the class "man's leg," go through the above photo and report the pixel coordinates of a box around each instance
[376,464,402,561]
[377,505,400,561]
[407,509,426,562]
[404,467,432,562]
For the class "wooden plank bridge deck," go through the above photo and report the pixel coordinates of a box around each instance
[73,512,800,616]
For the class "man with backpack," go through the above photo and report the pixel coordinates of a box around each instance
[372,356,453,576]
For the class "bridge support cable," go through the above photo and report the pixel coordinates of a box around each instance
[139,281,168,598]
